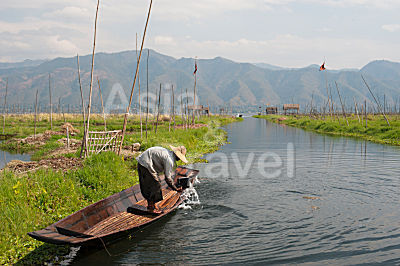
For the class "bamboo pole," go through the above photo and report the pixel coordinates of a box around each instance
[335,81,349,126]
[353,97,360,123]
[180,87,184,127]
[34,89,38,139]
[383,94,386,114]
[97,78,106,131]
[323,70,332,117]
[119,0,153,154]
[84,0,100,157]
[186,87,189,129]
[145,49,149,139]
[172,85,175,131]
[136,33,143,139]
[361,103,363,125]
[2,78,8,134]
[168,91,171,132]
[361,75,390,126]
[365,100,367,128]
[192,58,197,125]
[155,83,161,134]
[207,98,210,117]
[77,54,87,158]
[153,86,158,126]
[48,73,53,130]
[58,97,61,114]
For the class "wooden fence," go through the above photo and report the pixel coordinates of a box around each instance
[86,130,123,156]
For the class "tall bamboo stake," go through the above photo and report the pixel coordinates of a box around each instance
[58,97,61,114]
[48,73,53,130]
[2,78,8,134]
[335,81,349,126]
[323,70,332,117]
[136,33,143,139]
[84,0,100,157]
[384,94,386,115]
[155,83,161,134]
[186,87,189,129]
[168,92,171,132]
[353,97,360,123]
[365,100,367,128]
[153,86,158,126]
[34,89,38,139]
[77,54,87,157]
[361,75,390,126]
[97,78,106,131]
[145,49,149,139]
[192,58,197,125]
[119,0,153,154]
[180,87,184,126]
[172,85,175,131]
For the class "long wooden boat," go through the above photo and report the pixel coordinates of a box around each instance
[28,166,199,246]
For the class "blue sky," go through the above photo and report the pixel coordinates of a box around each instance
[1,0,400,69]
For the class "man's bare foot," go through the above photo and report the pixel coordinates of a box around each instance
[147,207,162,214]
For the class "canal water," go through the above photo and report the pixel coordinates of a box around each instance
[72,117,400,265]
[0,149,31,169]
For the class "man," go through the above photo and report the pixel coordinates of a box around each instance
[136,145,188,213]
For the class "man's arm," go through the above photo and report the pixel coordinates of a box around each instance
[147,164,161,183]
[164,158,179,191]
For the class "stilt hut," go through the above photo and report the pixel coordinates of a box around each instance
[283,104,299,115]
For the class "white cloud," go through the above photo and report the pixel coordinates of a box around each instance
[154,36,176,46]
[0,0,399,66]
[382,24,400,32]
[43,6,90,19]
[146,35,400,69]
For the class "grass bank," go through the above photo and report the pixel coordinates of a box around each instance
[0,114,237,160]
[254,114,400,146]
[0,115,241,265]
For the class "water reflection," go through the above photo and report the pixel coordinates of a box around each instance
[0,149,31,169]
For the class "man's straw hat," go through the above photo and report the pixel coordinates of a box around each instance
[169,145,188,163]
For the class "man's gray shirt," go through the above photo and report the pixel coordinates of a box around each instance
[136,146,178,190]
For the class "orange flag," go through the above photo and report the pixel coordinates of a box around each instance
[319,62,326,71]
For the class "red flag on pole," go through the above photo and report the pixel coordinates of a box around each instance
[193,61,197,75]
[319,62,326,71]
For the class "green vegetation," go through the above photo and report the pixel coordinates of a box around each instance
[0,114,238,160]
[0,114,241,264]
[255,114,400,145]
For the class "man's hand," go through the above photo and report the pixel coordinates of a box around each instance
[176,187,183,192]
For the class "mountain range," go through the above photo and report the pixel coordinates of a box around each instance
[0,49,399,113]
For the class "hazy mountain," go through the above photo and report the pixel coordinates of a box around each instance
[361,60,400,81]
[0,50,399,113]
[253,63,285,71]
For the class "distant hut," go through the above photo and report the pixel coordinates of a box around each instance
[266,107,278,114]
[283,104,299,115]
[188,105,209,117]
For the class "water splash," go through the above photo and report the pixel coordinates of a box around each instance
[179,178,200,210]
[49,246,80,265]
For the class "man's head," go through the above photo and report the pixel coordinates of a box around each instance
[169,145,188,163]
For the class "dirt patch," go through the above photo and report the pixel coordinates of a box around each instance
[4,157,83,174]
[16,130,63,146]
[60,123,80,135]
[9,123,78,147]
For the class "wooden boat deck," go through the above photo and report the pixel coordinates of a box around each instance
[84,189,180,236]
